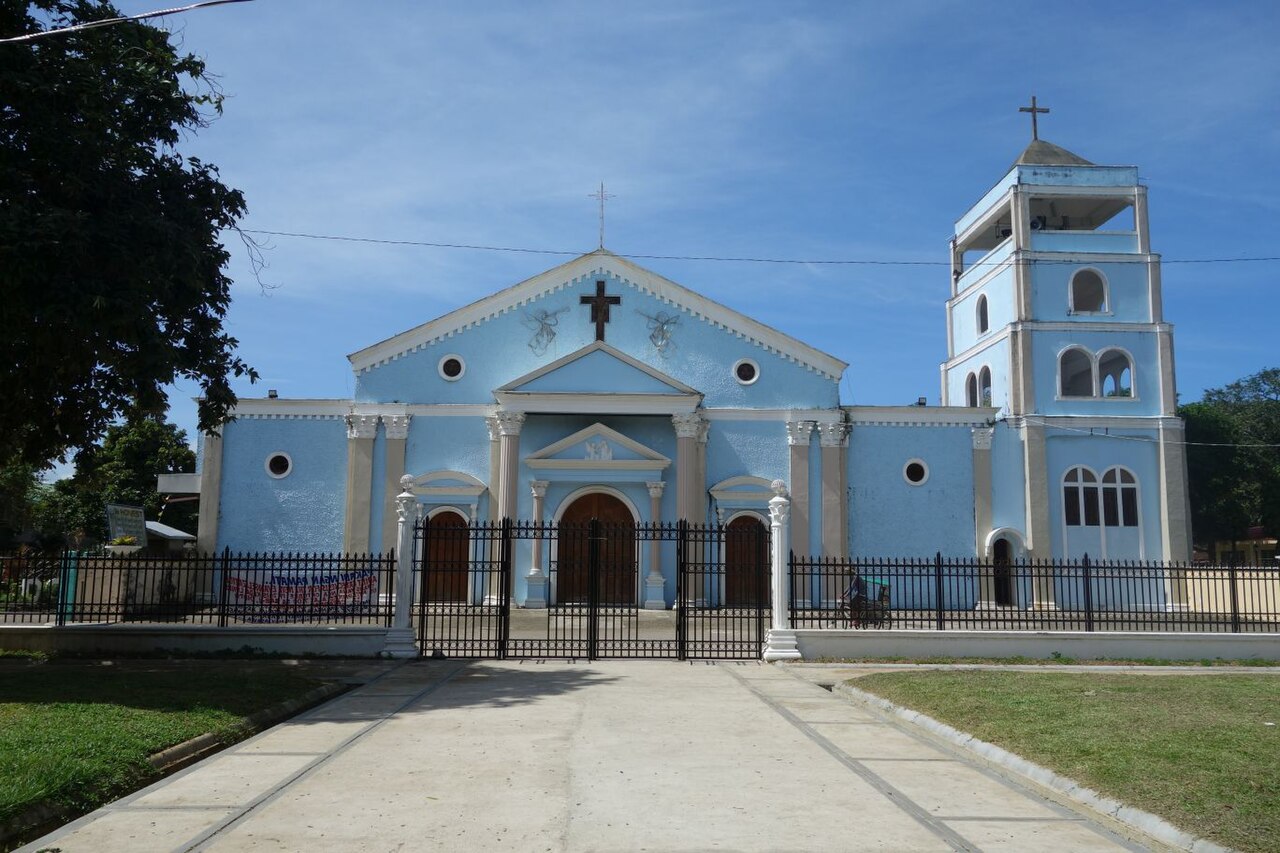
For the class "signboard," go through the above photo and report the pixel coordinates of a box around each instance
[224,568,379,623]
[105,504,148,546]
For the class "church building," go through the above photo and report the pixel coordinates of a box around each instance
[187,133,1193,609]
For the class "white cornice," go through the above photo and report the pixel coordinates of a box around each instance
[496,340,700,395]
[346,251,848,380]
[493,391,701,415]
[230,399,348,419]
[845,406,996,427]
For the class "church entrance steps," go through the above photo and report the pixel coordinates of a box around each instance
[412,518,768,660]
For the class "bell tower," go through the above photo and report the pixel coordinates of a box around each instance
[940,102,1190,561]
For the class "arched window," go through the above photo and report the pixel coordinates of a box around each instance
[1059,348,1094,397]
[965,372,978,407]
[1070,269,1108,313]
[1063,467,1100,527]
[976,294,989,334]
[978,366,992,406]
[1098,349,1133,398]
[1101,468,1139,527]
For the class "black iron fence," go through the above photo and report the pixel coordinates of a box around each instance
[790,553,1280,632]
[0,549,395,627]
[414,517,769,660]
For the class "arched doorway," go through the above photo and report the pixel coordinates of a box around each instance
[992,537,1014,606]
[724,514,768,607]
[557,491,636,604]
[424,509,469,603]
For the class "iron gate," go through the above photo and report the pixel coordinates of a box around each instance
[413,516,768,660]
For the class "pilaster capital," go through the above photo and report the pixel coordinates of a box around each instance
[672,411,706,439]
[382,414,411,440]
[785,420,815,446]
[817,421,850,448]
[493,410,526,437]
[646,481,666,499]
[529,480,549,499]
[971,427,994,451]
[345,413,379,440]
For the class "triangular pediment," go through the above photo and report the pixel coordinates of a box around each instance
[527,423,670,475]
[497,341,698,397]
[347,250,847,380]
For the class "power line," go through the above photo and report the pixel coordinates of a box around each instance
[241,229,1280,268]
[1015,416,1280,449]
[0,0,253,44]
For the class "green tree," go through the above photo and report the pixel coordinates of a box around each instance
[31,412,198,546]
[1180,368,1280,550]
[0,0,256,469]
[0,458,42,548]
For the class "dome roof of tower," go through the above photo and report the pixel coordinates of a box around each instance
[1013,139,1094,167]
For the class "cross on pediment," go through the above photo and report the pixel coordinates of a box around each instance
[580,280,621,342]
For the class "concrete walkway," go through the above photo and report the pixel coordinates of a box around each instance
[23,661,1155,852]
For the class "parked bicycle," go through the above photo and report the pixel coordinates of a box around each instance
[839,574,892,629]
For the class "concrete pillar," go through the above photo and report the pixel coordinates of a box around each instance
[644,481,666,609]
[526,480,549,608]
[1021,421,1056,608]
[672,412,704,522]
[494,411,525,520]
[972,427,996,607]
[1134,185,1151,255]
[817,420,850,558]
[382,474,419,658]
[785,420,815,558]
[762,480,800,661]
[1159,421,1194,566]
[196,430,223,554]
[485,416,501,520]
[380,414,410,556]
[342,414,379,553]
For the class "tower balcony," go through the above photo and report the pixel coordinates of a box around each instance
[1030,230,1140,254]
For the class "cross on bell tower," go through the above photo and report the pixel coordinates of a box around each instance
[1019,95,1050,141]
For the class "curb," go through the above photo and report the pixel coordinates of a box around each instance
[831,680,1233,853]
[1,680,349,848]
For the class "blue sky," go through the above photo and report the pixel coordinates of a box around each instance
[112,0,1280,442]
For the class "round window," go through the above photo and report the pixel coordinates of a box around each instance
[733,358,759,386]
[265,452,292,479]
[438,354,465,381]
[903,459,929,485]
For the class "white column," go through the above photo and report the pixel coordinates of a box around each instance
[971,427,996,609]
[763,480,800,661]
[785,420,814,558]
[485,415,501,520]
[382,474,419,658]
[494,411,525,520]
[644,481,667,609]
[380,414,410,556]
[525,480,549,608]
[196,430,223,555]
[342,413,379,553]
[672,412,704,521]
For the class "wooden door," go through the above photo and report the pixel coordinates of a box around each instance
[425,510,469,603]
[557,492,635,605]
[724,515,768,607]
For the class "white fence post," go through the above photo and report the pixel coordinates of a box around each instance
[763,479,801,661]
[382,474,419,658]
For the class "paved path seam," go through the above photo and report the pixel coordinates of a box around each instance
[832,678,1227,853]
[720,665,979,852]
[179,661,467,853]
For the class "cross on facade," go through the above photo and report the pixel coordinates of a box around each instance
[1019,95,1050,141]
[580,280,621,342]
[588,182,615,249]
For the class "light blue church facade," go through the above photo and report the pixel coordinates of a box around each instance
[191,137,1192,608]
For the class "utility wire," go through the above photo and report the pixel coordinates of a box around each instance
[1013,416,1280,449]
[242,229,1280,268]
[0,0,253,44]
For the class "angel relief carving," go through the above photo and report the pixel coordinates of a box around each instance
[584,437,612,461]
[523,307,568,355]
[639,310,679,354]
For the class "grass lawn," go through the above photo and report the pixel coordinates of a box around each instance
[0,663,324,827]
[855,671,1280,853]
